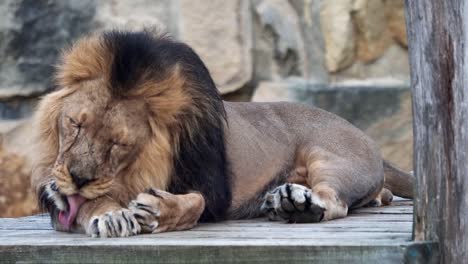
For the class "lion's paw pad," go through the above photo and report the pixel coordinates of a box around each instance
[261,183,326,223]
[88,209,141,238]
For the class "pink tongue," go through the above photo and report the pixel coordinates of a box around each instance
[58,194,87,230]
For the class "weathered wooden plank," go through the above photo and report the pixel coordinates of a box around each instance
[405,0,468,263]
[0,245,408,264]
[0,227,413,241]
[0,235,411,247]
[190,224,412,232]
[0,212,412,232]
[0,200,417,263]
[0,223,413,233]
[0,218,412,232]
[351,206,413,215]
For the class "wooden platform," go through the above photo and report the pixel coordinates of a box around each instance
[0,199,421,263]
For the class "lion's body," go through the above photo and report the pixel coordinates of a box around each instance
[32,30,413,237]
[224,101,384,219]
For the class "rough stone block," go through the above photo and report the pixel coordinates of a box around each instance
[179,0,252,94]
[320,0,356,72]
[353,0,392,62]
[0,0,95,98]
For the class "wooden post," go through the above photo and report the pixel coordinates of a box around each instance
[405,0,468,263]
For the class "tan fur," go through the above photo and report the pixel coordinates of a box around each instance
[129,190,205,233]
[33,32,413,237]
[311,184,348,220]
[383,160,414,198]
[56,35,112,87]
[224,101,411,220]
[32,34,200,234]
[373,188,393,206]
[32,88,77,196]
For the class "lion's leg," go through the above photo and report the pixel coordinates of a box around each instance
[261,183,348,222]
[128,188,205,233]
[75,197,141,238]
[37,179,141,238]
[261,146,383,222]
[366,188,393,207]
[261,183,327,222]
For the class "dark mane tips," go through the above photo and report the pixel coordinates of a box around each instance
[102,30,225,112]
[103,30,231,222]
[103,30,174,97]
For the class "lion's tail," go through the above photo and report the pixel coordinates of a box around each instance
[383,160,414,199]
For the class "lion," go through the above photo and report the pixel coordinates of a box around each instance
[31,30,413,237]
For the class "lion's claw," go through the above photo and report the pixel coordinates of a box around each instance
[128,191,162,233]
[87,209,141,238]
[261,183,326,223]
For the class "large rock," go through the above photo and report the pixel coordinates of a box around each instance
[1,118,34,159]
[179,0,252,94]
[251,81,295,102]
[251,0,329,83]
[0,119,37,217]
[385,0,407,47]
[353,0,392,62]
[253,0,305,80]
[289,0,328,83]
[0,144,38,217]
[320,0,356,73]
[0,0,95,99]
[333,43,410,83]
[94,0,176,35]
[0,0,96,119]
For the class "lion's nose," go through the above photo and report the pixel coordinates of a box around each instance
[70,170,92,189]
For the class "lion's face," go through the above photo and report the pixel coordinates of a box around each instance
[52,80,151,200]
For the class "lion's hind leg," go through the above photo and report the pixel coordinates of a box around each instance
[261,183,327,222]
[129,189,205,233]
[261,146,382,223]
[260,182,348,223]
[366,188,393,207]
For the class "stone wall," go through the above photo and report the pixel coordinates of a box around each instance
[0,0,412,217]
[0,0,408,102]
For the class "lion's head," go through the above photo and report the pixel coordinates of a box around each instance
[32,31,231,230]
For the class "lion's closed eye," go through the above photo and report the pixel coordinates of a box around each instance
[112,141,128,147]
[66,116,82,129]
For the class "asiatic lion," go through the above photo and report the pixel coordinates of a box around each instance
[32,30,413,237]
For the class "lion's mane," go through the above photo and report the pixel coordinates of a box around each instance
[32,31,231,222]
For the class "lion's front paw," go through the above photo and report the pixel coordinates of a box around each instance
[129,188,203,233]
[128,189,167,233]
[87,209,141,238]
[261,183,326,223]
